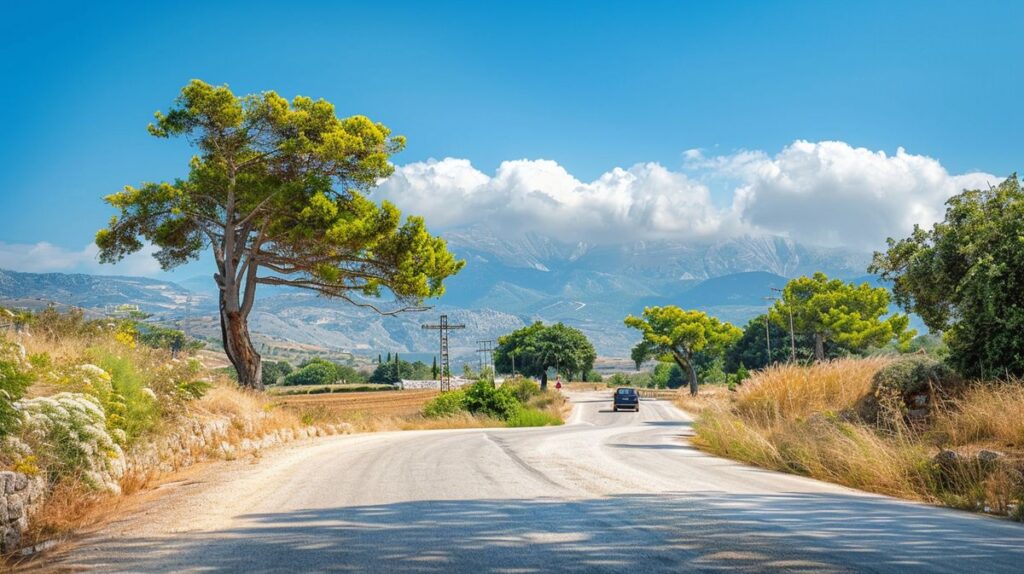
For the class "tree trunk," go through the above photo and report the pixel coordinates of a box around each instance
[814,332,826,362]
[220,293,263,390]
[540,369,548,390]
[684,361,698,397]
[670,351,699,396]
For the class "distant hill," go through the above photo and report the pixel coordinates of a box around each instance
[0,231,875,358]
[0,268,210,316]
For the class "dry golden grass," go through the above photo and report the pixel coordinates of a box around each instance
[275,389,438,417]
[683,358,1024,515]
[734,357,891,423]
[932,381,1024,448]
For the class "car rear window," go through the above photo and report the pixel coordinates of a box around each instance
[616,388,636,395]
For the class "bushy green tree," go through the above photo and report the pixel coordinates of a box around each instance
[137,324,204,353]
[494,322,596,389]
[770,272,912,362]
[626,307,742,396]
[724,315,791,371]
[283,359,364,386]
[870,175,1024,377]
[95,80,462,390]
[369,359,431,384]
[650,362,686,389]
[261,360,293,386]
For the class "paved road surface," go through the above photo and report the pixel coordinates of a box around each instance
[49,392,1024,573]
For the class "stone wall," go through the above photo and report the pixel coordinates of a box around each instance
[0,471,46,553]
[400,377,474,390]
[0,415,353,555]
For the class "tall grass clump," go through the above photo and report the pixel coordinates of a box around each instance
[687,357,1024,516]
[734,357,890,424]
[931,381,1024,448]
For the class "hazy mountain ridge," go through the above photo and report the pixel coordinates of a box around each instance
[0,231,873,357]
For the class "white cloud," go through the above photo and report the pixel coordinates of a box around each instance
[378,140,999,250]
[716,140,997,249]
[376,158,728,243]
[0,241,162,276]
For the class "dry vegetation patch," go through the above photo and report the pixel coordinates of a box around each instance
[680,358,1024,518]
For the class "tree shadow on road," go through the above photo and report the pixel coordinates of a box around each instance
[57,491,1024,573]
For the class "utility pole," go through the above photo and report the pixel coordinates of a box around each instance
[762,296,776,365]
[476,340,494,378]
[421,314,466,392]
[771,287,797,362]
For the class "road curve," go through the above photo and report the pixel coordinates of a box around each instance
[49,392,1024,573]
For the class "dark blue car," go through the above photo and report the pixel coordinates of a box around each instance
[613,387,639,412]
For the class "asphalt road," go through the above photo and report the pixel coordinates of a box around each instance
[50,392,1024,573]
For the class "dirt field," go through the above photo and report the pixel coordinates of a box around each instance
[275,389,439,417]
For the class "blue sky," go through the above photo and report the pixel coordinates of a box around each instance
[0,0,1021,276]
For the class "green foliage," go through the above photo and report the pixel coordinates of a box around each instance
[94,80,463,389]
[463,380,520,420]
[137,324,203,353]
[262,360,294,386]
[608,373,631,388]
[422,389,467,417]
[0,338,32,439]
[725,315,792,371]
[506,408,563,427]
[625,306,742,395]
[93,351,160,442]
[650,363,685,389]
[872,356,958,397]
[369,359,431,384]
[504,378,542,403]
[870,174,1024,377]
[770,272,913,361]
[493,322,597,387]
[17,393,125,492]
[585,370,603,383]
[283,359,366,386]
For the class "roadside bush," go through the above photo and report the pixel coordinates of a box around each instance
[463,380,520,420]
[422,389,467,417]
[503,378,541,404]
[93,351,160,443]
[16,392,126,493]
[586,371,603,383]
[507,408,562,427]
[607,373,630,388]
[0,338,32,439]
[262,360,293,386]
[859,356,959,424]
[283,360,338,386]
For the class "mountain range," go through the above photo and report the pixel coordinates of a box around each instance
[0,229,875,359]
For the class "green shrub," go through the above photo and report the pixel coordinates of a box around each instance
[0,338,32,438]
[507,408,563,427]
[93,351,160,442]
[463,380,520,420]
[17,392,126,492]
[422,389,467,417]
[872,356,957,396]
[586,370,603,383]
[608,373,630,388]
[262,360,294,386]
[283,361,338,386]
[503,378,541,403]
